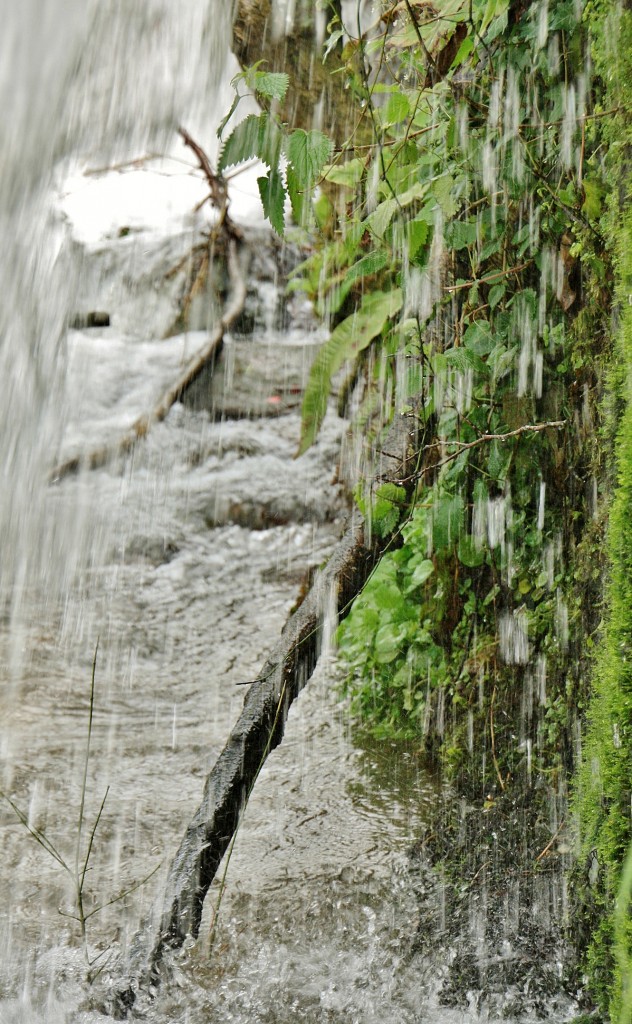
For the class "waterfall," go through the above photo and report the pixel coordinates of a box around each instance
[0,0,231,636]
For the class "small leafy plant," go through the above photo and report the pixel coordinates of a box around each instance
[217,63,333,235]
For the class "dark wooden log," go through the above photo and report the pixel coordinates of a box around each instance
[111,400,424,1014]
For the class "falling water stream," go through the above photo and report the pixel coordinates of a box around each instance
[0,4,579,1023]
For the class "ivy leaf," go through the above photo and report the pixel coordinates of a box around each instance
[219,113,284,173]
[286,129,332,184]
[344,251,388,286]
[298,289,403,454]
[257,171,286,236]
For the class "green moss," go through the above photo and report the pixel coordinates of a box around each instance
[574,2,632,1015]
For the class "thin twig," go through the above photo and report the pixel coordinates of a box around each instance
[76,642,99,889]
[535,818,566,863]
[80,786,110,898]
[489,685,506,791]
[444,261,533,293]
[83,861,162,922]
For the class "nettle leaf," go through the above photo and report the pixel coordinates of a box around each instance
[383,92,410,125]
[432,493,465,551]
[431,174,458,218]
[366,198,398,238]
[446,220,478,250]
[286,163,308,227]
[408,219,429,260]
[249,71,290,101]
[286,129,332,184]
[322,158,365,188]
[218,113,283,173]
[257,170,286,235]
[370,483,406,538]
[488,282,506,308]
[299,288,403,454]
[444,346,489,375]
[344,251,388,286]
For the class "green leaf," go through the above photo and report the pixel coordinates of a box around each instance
[444,346,488,375]
[462,320,494,355]
[257,171,286,235]
[374,622,408,664]
[582,178,603,221]
[218,113,284,173]
[344,251,388,286]
[249,70,290,100]
[299,288,403,454]
[458,534,485,568]
[488,283,506,308]
[366,198,398,238]
[408,219,429,259]
[286,163,308,227]
[216,93,241,139]
[432,493,464,550]
[487,438,512,483]
[370,483,407,538]
[383,93,410,125]
[409,559,435,588]
[446,220,478,250]
[431,174,458,218]
[286,129,332,184]
[322,158,365,188]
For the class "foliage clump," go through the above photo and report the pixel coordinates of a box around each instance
[225,0,630,1013]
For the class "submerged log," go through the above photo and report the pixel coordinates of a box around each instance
[112,401,425,1013]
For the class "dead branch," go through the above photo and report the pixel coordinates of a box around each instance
[178,127,241,242]
[397,420,566,485]
[50,239,247,483]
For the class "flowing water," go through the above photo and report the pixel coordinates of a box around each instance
[0,5,578,1022]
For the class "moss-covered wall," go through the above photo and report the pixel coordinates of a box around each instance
[574,0,632,1007]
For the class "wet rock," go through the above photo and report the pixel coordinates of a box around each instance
[70,310,111,328]
[119,534,180,565]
